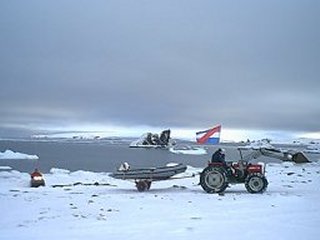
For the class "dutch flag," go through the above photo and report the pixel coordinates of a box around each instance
[196,125,221,144]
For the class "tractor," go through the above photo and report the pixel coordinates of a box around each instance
[199,142,311,194]
[200,159,268,194]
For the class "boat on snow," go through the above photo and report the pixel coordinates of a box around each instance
[110,163,187,181]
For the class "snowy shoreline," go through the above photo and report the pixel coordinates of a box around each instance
[1,161,320,240]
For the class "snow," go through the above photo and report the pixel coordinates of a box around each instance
[303,143,320,154]
[0,149,39,160]
[1,161,320,240]
[240,139,275,150]
[293,138,320,146]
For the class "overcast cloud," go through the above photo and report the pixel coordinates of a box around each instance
[0,0,319,138]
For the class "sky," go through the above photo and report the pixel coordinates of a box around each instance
[0,0,319,141]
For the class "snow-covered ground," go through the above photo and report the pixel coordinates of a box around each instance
[303,143,320,154]
[1,160,320,240]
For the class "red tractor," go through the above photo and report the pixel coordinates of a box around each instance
[200,160,268,194]
[199,143,312,194]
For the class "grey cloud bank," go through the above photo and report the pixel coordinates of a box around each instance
[0,0,319,138]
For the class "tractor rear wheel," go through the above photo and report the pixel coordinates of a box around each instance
[245,173,268,193]
[200,166,228,193]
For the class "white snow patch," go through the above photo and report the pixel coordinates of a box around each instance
[49,168,70,175]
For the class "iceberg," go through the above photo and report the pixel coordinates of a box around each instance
[0,149,39,160]
[129,129,175,149]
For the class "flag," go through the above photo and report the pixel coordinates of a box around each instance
[196,125,221,144]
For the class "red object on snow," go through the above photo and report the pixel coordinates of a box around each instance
[30,169,43,179]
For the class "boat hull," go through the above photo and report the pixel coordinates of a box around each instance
[110,163,187,181]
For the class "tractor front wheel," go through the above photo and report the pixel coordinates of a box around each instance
[245,173,268,193]
[200,166,228,194]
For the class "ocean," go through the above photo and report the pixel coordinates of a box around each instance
[0,139,315,173]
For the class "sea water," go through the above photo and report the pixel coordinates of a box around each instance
[0,139,314,173]
[0,139,209,173]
